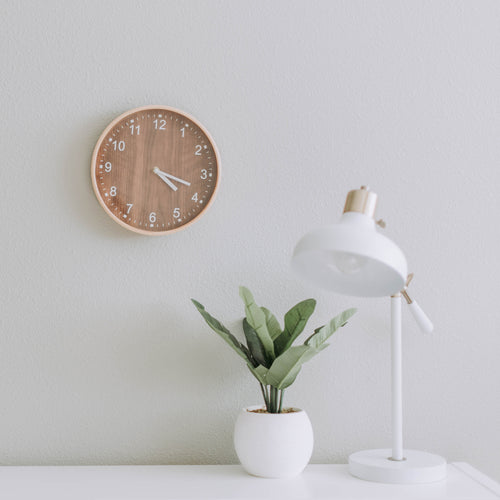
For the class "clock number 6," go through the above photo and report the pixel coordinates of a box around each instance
[149,212,157,223]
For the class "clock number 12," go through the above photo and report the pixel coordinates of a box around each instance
[153,119,166,130]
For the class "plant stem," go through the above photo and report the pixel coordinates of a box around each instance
[260,383,270,410]
[269,386,279,413]
[278,389,285,413]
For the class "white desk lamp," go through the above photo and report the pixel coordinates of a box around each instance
[291,186,446,484]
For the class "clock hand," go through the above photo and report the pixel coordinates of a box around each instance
[153,167,178,191]
[154,167,191,186]
[162,172,191,187]
[153,167,192,187]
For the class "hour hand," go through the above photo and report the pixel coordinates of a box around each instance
[153,167,178,191]
[162,172,191,187]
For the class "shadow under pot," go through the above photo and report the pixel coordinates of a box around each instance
[233,405,314,478]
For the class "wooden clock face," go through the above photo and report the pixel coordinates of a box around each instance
[91,106,220,235]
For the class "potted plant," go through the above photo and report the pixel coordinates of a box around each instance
[192,286,356,478]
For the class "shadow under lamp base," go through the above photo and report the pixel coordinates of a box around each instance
[349,449,447,484]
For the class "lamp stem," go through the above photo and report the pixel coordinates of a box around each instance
[391,294,404,461]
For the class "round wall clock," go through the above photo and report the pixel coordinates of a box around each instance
[91,105,220,235]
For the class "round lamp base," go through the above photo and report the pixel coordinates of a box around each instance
[349,449,447,484]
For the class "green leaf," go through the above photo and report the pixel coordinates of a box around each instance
[261,307,281,341]
[240,344,255,366]
[274,299,317,355]
[191,299,252,364]
[266,345,320,390]
[239,287,275,361]
[247,363,268,385]
[243,318,269,368]
[305,308,357,348]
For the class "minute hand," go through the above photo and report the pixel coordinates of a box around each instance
[161,172,191,186]
[153,167,178,191]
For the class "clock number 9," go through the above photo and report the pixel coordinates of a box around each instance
[104,162,112,172]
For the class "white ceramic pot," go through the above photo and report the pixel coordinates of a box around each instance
[233,405,314,478]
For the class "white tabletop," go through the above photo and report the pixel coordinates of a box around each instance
[0,463,499,499]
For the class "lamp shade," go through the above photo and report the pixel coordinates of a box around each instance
[292,212,408,297]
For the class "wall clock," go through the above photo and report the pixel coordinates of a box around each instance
[91,105,220,235]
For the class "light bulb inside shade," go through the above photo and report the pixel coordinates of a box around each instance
[329,251,368,274]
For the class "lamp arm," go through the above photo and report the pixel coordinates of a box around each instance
[401,279,434,334]
[407,300,434,334]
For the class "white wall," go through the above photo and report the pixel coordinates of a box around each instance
[2,0,499,480]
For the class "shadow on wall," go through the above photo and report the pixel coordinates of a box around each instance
[60,112,140,240]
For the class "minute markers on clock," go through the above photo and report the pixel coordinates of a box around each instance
[153,167,191,192]
[91,106,219,235]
